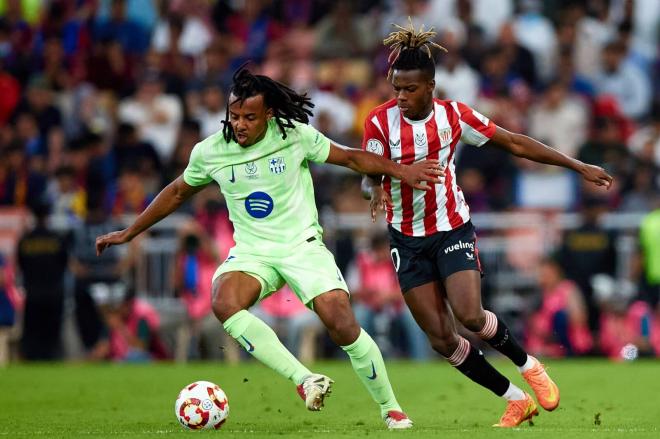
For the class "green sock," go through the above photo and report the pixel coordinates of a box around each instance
[223,310,311,385]
[341,329,402,417]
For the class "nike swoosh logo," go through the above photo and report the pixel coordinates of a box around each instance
[367,360,377,380]
[229,165,235,183]
[240,335,254,352]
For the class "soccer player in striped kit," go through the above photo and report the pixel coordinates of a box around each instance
[362,21,613,427]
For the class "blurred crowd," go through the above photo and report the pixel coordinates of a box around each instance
[0,0,659,364]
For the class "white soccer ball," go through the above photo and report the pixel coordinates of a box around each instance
[175,381,229,430]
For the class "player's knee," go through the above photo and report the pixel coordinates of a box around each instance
[211,287,243,323]
[325,316,360,345]
[459,313,486,333]
[428,332,459,357]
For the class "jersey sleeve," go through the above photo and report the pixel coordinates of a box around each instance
[454,102,496,147]
[361,113,389,158]
[297,123,331,163]
[183,141,213,186]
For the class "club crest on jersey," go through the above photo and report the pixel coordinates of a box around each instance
[269,157,286,174]
[244,161,258,179]
[414,133,426,146]
[438,128,452,146]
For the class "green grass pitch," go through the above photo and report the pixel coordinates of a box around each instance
[1,359,659,438]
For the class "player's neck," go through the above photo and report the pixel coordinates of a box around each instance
[406,102,434,121]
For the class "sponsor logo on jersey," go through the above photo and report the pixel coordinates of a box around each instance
[389,139,401,149]
[438,127,452,147]
[269,157,286,174]
[245,191,274,218]
[366,138,384,156]
[444,240,475,255]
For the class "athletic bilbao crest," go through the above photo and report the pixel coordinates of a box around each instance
[438,128,452,147]
[269,157,286,174]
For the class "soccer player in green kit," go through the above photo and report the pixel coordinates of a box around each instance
[96,67,443,429]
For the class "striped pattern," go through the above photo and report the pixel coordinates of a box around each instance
[362,98,496,237]
[478,310,498,340]
[447,336,471,366]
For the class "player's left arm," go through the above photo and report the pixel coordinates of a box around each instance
[488,126,614,188]
[326,142,444,191]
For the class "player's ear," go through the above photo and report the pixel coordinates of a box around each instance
[265,107,274,120]
[428,78,436,92]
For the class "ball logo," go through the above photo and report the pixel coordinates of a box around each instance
[366,139,384,156]
[245,191,274,218]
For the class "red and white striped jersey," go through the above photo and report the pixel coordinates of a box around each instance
[362,98,496,236]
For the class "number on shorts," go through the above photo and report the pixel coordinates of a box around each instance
[390,248,400,272]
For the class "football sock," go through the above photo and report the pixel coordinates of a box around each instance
[517,355,536,373]
[223,310,311,385]
[341,329,401,417]
[447,337,510,397]
[477,310,528,367]
[502,382,527,401]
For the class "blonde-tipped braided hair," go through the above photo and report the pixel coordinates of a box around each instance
[383,17,447,79]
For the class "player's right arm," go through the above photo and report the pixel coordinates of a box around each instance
[360,115,392,222]
[95,176,206,256]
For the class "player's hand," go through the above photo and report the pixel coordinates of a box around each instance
[370,185,393,222]
[96,229,131,256]
[401,159,444,190]
[580,163,614,189]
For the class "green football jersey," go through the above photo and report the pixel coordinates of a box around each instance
[183,120,331,256]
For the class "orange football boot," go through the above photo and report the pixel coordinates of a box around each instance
[522,356,560,411]
[493,393,538,427]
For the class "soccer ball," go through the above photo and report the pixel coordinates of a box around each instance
[175,381,229,430]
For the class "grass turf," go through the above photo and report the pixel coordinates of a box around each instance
[0,359,658,438]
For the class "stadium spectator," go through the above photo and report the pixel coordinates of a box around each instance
[187,82,226,138]
[0,59,21,126]
[93,0,150,56]
[0,254,20,366]
[16,201,68,360]
[347,233,428,360]
[313,1,370,60]
[172,220,238,362]
[70,192,136,356]
[557,196,618,333]
[639,198,660,308]
[96,288,169,362]
[112,123,162,180]
[527,258,593,357]
[528,80,589,158]
[595,40,652,120]
[433,27,480,106]
[0,141,47,209]
[47,165,86,224]
[151,11,213,57]
[117,71,183,161]
[627,103,660,168]
[594,276,655,360]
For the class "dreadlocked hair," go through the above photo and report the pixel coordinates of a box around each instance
[383,17,447,80]
[222,66,314,142]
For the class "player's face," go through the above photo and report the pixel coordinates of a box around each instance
[391,69,435,120]
[228,93,273,146]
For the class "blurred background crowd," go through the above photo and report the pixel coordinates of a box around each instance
[0,0,659,366]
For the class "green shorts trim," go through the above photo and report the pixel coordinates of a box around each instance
[212,238,349,307]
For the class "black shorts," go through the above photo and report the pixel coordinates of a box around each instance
[388,221,483,293]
